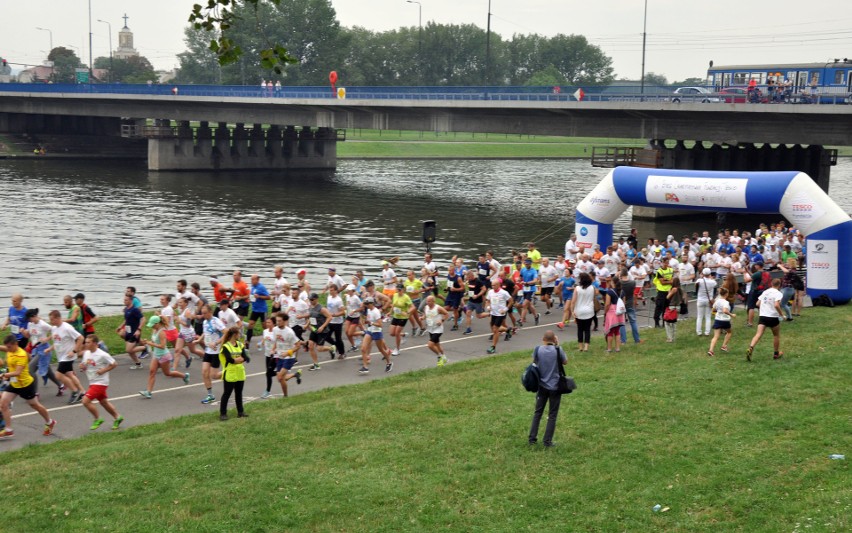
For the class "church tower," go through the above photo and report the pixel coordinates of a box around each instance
[114,14,139,60]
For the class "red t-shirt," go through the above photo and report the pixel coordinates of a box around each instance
[232,281,249,301]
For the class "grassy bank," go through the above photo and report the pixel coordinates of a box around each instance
[1,307,848,531]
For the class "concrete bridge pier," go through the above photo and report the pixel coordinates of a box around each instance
[146,122,339,171]
[632,140,837,221]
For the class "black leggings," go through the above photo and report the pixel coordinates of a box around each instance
[220,380,245,416]
[327,323,344,356]
[576,318,593,344]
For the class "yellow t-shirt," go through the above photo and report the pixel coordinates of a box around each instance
[5,347,34,389]
[403,279,424,299]
[527,249,542,270]
[391,293,414,319]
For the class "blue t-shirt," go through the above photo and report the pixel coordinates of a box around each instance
[250,283,270,313]
[750,252,765,265]
[8,306,28,340]
[132,296,143,309]
[124,305,143,334]
[559,276,576,300]
[520,267,538,293]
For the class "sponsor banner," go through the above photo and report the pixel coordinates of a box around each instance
[646,175,748,209]
[575,223,598,250]
[782,191,826,235]
[806,239,838,290]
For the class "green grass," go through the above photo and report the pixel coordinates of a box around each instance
[1,307,849,531]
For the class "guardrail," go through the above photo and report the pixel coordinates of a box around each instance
[0,82,849,105]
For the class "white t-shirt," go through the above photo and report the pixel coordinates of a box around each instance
[219,308,240,330]
[262,329,276,357]
[758,288,783,318]
[564,239,577,260]
[273,325,299,357]
[346,294,362,318]
[82,348,115,386]
[487,289,511,316]
[712,298,732,322]
[489,259,502,282]
[602,254,619,274]
[572,285,597,320]
[276,294,294,313]
[51,322,82,361]
[539,265,558,288]
[574,260,593,275]
[292,299,309,327]
[27,319,52,346]
[593,266,611,281]
[160,305,176,331]
[678,262,695,281]
[326,295,345,324]
[554,260,566,278]
[176,290,199,307]
[695,278,717,303]
[178,307,196,334]
[629,265,647,282]
[327,274,345,290]
[202,317,225,354]
[365,307,383,333]
[380,268,397,288]
[273,276,289,295]
[716,256,732,276]
[423,304,444,334]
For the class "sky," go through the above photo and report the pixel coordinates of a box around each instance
[2,1,852,83]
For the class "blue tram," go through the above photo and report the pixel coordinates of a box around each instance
[707,60,852,99]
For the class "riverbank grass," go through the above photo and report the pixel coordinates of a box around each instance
[1,306,848,531]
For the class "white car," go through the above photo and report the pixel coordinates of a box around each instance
[671,87,721,103]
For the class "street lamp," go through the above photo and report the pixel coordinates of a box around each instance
[36,27,53,55]
[406,1,422,56]
[88,0,93,83]
[640,0,648,98]
[97,19,113,83]
[486,0,492,86]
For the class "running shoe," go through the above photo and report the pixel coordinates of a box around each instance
[56,384,66,397]
[463,327,473,335]
[385,362,393,373]
[391,349,399,357]
[130,363,142,370]
[721,346,729,352]
[556,322,564,330]
[185,357,192,368]
[219,415,229,421]
[545,310,551,315]
[0,429,14,439]
[437,355,447,367]
[401,333,408,346]
[73,392,85,405]
[486,346,496,354]
[418,328,426,337]
[504,331,512,341]
[43,419,56,436]
[534,314,540,326]
[348,345,359,353]
[139,349,150,359]
[90,419,105,430]
[451,325,459,331]
[358,366,370,375]
[773,352,783,360]
[66,392,78,405]
[746,346,753,362]
[707,350,714,357]
[112,416,124,430]
[183,372,190,385]
[201,394,216,404]
[295,370,302,384]
[139,390,153,399]
[260,391,271,399]
[308,363,321,371]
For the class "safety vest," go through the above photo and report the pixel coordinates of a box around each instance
[219,341,247,382]
[653,267,673,293]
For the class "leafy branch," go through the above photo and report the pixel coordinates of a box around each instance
[189,0,296,74]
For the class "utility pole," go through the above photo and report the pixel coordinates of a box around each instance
[640,0,648,99]
[485,0,492,86]
[88,0,93,83]
[97,19,112,83]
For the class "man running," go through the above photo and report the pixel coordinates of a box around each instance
[79,335,124,430]
[272,313,303,397]
[49,309,85,405]
[389,283,416,356]
[462,270,486,335]
[246,274,271,346]
[199,304,225,404]
[117,294,146,369]
[0,335,56,439]
[485,279,513,354]
[74,293,100,340]
[306,293,333,370]
[422,295,450,366]
[519,258,541,326]
[3,293,28,349]
[538,258,559,315]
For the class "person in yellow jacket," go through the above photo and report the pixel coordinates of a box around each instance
[652,262,674,327]
[218,327,248,421]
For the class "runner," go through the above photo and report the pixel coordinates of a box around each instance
[707,287,735,357]
[290,286,310,346]
[272,313,303,398]
[402,270,426,335]
[444,264,465,331]
[229,270,251,320]
[270,265,289,313]
[218,327,248,420]
[380,261,398,299]
[325,267,345,293]
[538,257,559,315]
[172,297,204,370]
[63,294,84,334]
[79,335,124,430]
[0,335,56,440]
[125,286,143,309]
[217,299,242,331]
[116,294,146,369]
[555,267,576,330]
[324,284,346,360]
[49,309,85,405]
[23,309,64,395]
[199,304,225,404]
[344,285,364,352]
[746,278,785,361]
[422,253,439,298]
[246,274,271,346]
[138,316,190,399]
[389,283,416,356]
[306,293,333,370]
[484,279,513,354]
[518,258,541,326]
[421,295,450,366]
[74,293,100,340]
[3,293,28,348]
[358,298,393,375]
[462,270,486,335]
[158,294,178,350]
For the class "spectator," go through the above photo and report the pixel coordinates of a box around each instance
[528,330,567,448]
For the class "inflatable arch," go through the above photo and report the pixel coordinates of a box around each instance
[575,167,852,304]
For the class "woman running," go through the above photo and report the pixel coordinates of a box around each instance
[707,287,736,356]
[358,298,393,375]
[344,285,364,352]
[23,309,64,395]
[172,297,203,371]
[138,316,190,399]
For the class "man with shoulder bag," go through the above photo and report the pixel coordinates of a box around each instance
[528,330,573,448]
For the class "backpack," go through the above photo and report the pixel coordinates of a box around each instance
[757,271,771,291]
[813,294,835,308]
[521,347,542,392]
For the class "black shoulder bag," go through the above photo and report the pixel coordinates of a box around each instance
[555,346,577,394]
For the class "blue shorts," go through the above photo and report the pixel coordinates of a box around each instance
[522,291,534,301]
[275,358,296,372]
[466,301,484,314]
[369,331,384,341]
[712,320,732,330]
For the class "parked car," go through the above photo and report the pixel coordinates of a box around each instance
[719,87,748,103]
[671,87,721,103]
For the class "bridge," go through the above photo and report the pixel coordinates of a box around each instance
[0,83,849,202]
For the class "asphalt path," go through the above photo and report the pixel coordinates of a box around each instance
[0,302,669,452]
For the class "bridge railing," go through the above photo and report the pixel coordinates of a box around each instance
[0,82,849,105]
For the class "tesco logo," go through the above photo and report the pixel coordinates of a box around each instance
[792,204,813,211]
[810,262,831,269]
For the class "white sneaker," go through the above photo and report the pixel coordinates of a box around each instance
[391,349,399,357]
[400,333,408,346]
[260,391,271,399]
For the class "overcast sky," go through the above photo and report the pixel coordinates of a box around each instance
[3,1,851,83]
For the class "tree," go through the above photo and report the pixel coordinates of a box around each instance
[175,26,222,84]
[47,47,83,83]
[94,55,157,83]
[524,65,567,87]
[643,72,669,86]
[505,34,613,86]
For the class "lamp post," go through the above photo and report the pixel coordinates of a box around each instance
[87,0,93,83]
[485,0,492,86]
[640,0,648,98]
[97,19,113,83]
[36,27,53,55]
[406,1,422,56]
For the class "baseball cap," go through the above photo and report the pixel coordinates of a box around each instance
[146,316,161,327]
[364,297,375,304]
[295,268,307,275]
[381,260,389,266]
[344,284,356,292]
[702,268,712,275]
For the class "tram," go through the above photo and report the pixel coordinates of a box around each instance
[707,60,852,98]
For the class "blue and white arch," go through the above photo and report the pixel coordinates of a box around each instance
[575,167,852,304]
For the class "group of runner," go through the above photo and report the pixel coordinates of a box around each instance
[0,219,807,439]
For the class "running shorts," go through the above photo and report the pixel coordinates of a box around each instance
[85,384,109,401]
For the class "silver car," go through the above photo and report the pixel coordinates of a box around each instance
[671,87,721,103]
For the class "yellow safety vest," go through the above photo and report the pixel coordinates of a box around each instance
[653,267,673,293]
[219,341,247,382]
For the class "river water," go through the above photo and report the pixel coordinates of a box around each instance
[2,158,851,314]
